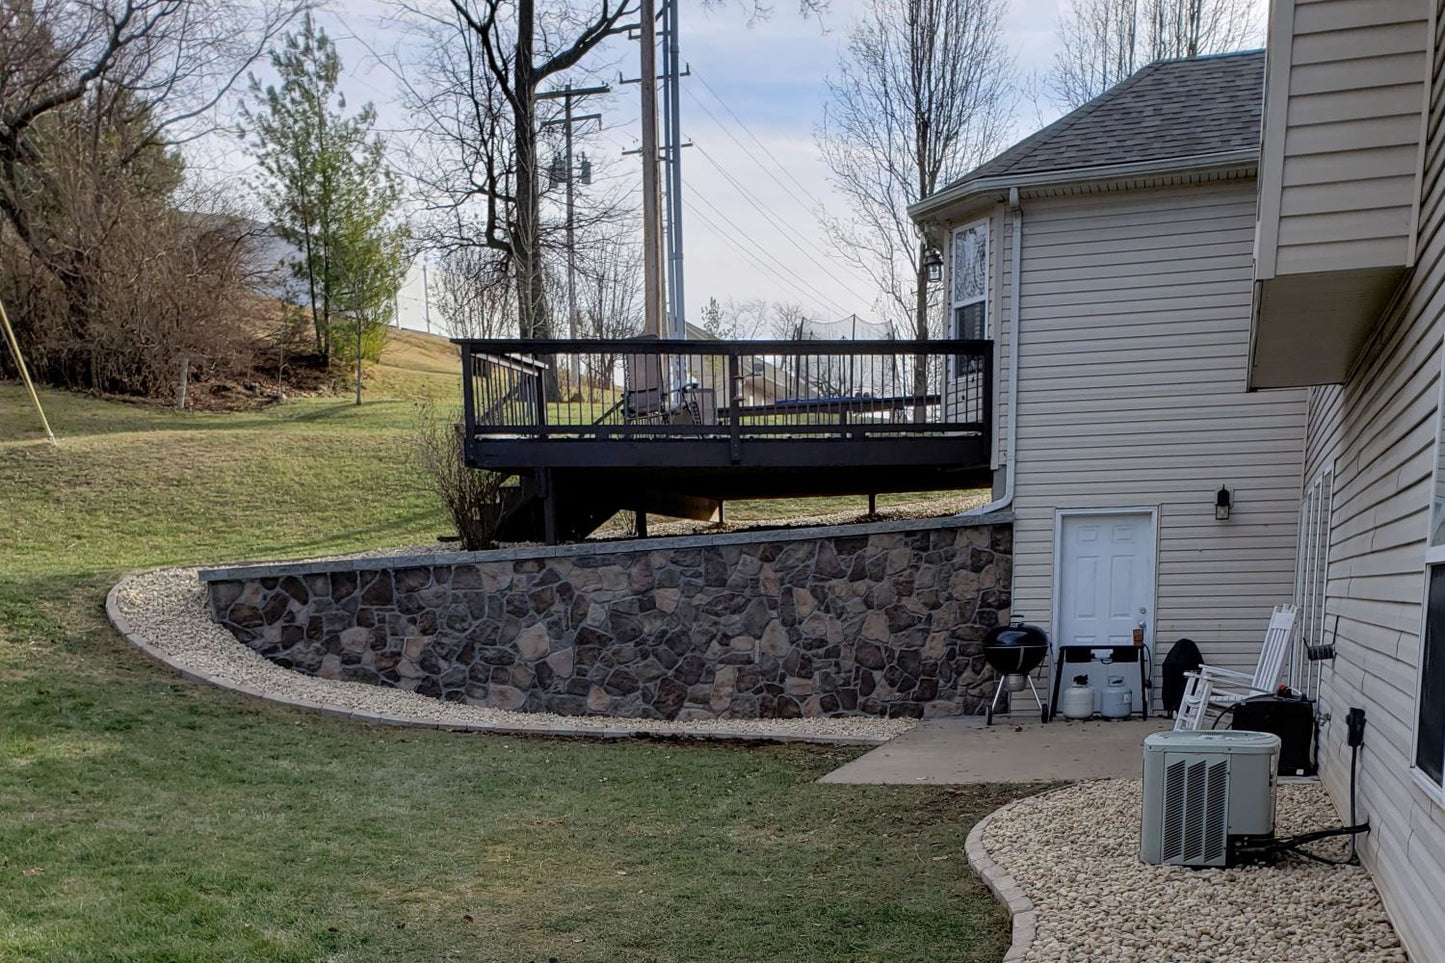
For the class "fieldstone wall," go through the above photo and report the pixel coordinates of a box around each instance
[201,515,1012,720]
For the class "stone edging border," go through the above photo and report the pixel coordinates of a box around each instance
[104,572,893,746]
[964,784,1081,963]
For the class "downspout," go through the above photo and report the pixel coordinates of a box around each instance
[961,186,1022,517]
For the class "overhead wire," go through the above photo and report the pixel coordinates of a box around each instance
[687,190,856,318]
[690,70,833,213]
[691,142,872,306]
[682,198,842,322]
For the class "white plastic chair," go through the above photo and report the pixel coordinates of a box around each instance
[1174,604,1298,731]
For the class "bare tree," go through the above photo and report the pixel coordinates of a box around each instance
[389,0,637,342]
[395,0,829,346]
[575,233,643,395]
[0,0,299,394]
[1048,0,1259,109]
[1142,0,1258,61]
[436,247,519,340]
[818,0,1014,351]
[0,0,296,300]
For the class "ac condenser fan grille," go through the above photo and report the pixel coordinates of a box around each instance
[1162,758,1229,865]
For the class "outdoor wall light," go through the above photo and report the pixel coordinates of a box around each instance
[1215,485,1233,521]
[924,247,943,283]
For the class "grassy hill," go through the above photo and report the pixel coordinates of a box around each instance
[2,327,469,576]
[0,336,1010,962]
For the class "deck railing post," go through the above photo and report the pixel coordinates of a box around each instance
[728,349,742,464]
[982,342,994,431]
[461,343,477,465]
[533,359,548,433]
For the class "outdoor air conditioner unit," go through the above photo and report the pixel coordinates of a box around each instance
[1141,730,1281,868]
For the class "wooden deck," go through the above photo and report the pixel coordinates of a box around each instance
[457,337,994,541]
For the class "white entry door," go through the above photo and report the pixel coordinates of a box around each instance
[1056,511,1156,646]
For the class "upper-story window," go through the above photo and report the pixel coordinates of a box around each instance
[1416,357,1445,792]
[951,220,988,341]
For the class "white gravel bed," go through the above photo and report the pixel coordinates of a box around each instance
[109,567,915,745]
[981,779,1405,962]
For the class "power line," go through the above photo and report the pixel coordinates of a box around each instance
[683,198,841,322]
[688,190,855,318]
[692,143,873,306]
[690,71,833,213]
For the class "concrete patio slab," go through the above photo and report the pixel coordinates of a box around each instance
[819,715,1172,784]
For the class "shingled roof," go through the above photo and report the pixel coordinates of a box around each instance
[918,50,1264,214]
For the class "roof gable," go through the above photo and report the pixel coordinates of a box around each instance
[926,50,1264,209]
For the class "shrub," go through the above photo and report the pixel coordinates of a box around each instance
[413,404,505,550]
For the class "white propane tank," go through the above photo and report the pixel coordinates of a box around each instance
[1100,675,1133,720]
[1060,676,1095,720]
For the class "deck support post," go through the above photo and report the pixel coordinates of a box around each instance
[540,469,559,545]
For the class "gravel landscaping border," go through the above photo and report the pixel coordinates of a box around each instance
[966,779,1406,962]
[106,567,916,745]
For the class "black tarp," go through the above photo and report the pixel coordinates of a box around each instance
[1161,638,1205,716]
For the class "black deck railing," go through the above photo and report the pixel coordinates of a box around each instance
[457,338,992,471]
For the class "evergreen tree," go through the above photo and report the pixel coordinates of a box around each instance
[244,13,405,365]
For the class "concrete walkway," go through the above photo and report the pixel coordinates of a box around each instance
[820,715,1172,784]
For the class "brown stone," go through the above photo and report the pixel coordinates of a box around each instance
[515,622,550,661]
[654,587,680,613]
[760,619,789,657]
[861,611,889,642]
[489,684,526,710]
[340,627,370,653]
[710,665,738,712]
[546,648,575,678]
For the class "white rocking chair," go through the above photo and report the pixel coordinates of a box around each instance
[1174,604,1298,731]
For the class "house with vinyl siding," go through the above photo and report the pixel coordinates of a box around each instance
[910,52,1309,707]
[1248,0,1445,959]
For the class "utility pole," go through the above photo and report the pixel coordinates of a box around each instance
[540,82,607,390]
[638,0,664,337]
[661,0,686,340]
[421,261,431,335]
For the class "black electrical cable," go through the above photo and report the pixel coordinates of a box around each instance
[1349,736,1361,863]
[1235,740,1369,866]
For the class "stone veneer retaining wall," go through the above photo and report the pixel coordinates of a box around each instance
[200,514,1013,721]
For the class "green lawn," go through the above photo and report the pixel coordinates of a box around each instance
[0,336,1014,962]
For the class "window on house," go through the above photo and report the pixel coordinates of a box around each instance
[950,221,988,377]
[1418,568,1445,785]
[951,221,988,340]
[1295,469,1333,655]
[1417,371,1445,788]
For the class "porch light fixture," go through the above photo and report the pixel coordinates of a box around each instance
[924,247,943,283]
[1215,485,1233,521]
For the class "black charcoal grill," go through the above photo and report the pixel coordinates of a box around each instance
[982,619,1053,725]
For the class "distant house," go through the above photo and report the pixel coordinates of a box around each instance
[1248,1,1441,959]
[911,52,1309,693]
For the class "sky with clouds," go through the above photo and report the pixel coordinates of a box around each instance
[203,0,1263,334]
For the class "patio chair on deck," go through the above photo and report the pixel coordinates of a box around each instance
[1173,604,1297,731]
[623,348,667,423]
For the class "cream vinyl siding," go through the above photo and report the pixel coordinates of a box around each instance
[1006,182,1308,682]
[1257,0,1430,279]
[1297,7,1445,958]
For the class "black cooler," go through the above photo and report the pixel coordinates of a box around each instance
[1231,693,1317,776]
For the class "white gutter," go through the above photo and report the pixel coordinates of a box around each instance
[908,149,1259,222]
[960,186,1022,518]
